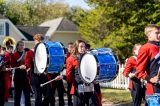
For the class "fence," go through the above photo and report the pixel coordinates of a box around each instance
[100,64,129,89]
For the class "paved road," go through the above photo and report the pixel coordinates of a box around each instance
[4,97,132,106]
[5,97,68,106]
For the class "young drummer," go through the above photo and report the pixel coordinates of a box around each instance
[123,44,146,106]
[66,40,98,106]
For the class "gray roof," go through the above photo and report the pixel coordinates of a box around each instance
[0,14,7,19]
[40,17,78,37]
[56,18,78,31]
[17,26,49,40]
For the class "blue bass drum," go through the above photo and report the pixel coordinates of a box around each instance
[79,48,118,83]
[34,41,65,73]
[146,94,160,106]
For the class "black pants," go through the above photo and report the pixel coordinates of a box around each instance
[31,74,46,106]
[131,81,146,106]
[41,83,55,106]
[67,82,73,105]
[50,73,65,106]
[14,78,31,106]
[73,92,98,106]
[0,73,5,106]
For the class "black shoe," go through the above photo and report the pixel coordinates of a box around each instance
[68,102,73,106]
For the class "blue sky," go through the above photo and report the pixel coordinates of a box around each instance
[64,0,90,9]
[53,0,90,9]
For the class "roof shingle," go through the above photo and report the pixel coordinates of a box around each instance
[17,26,49,40]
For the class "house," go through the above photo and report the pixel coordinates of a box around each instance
[0,14,27,47]
[17,26,49,48]
[39,17,83,47]
[0,14,83,49]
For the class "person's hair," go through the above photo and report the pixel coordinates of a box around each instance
[144,24,159,36]
[33,34,43,42]
[7,45,13,50]
[68,42,73,45]
[72,40,86,55]
[86,43,91,50]
[24,48,30,52]
[16,40,24,51]
[132,43,142,54]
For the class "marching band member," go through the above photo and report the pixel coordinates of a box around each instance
[20,34,63,106]
[0,46,13,106]
[123,44,146,106]
[136,24,160,103]
[4,46,13,101]
[86,43,102,106]
[66,40,98,106]
[11,41,31,106]
[0,46,7,106]
[66,42,74,106]
[19,34,48,106]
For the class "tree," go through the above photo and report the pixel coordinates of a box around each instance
[0,0,7,15]
[76,0,160,62]
[4,0,70,25]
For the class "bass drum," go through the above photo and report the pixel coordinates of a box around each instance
[34,41,65,74]
[79,48,118,83]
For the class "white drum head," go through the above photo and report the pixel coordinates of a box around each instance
[35,43,47,73]
[80,53,97,83]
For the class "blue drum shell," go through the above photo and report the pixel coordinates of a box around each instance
[91,48,118,82]
[44,42,65,73]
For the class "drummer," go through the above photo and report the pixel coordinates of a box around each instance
[86,43,102,106]
[66,42,74,106]
[65,40,98,105]
[19,34,52,106]
[136,25,160,99]
[123,44,146,106]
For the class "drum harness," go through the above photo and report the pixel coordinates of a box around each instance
[73,55,94,94]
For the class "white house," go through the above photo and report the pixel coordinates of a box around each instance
[0,14,27,47]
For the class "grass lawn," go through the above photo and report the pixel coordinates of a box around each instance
[101,88,132,104]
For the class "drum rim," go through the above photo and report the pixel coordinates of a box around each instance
[34,42,48,73]
[79,53,98,83]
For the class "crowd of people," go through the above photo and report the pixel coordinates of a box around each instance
[0,34,102,106]
[0,24,160,106]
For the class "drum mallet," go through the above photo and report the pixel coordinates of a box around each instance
[157,67,160,84]
[8,67,20,70]
[40,78,56,87]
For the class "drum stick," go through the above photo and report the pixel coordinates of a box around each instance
[2,67,20,72]
[156,68,160,84]
[157,67,160,77]
[8,67,20,70]
[40,78,56,87]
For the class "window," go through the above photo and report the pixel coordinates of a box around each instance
[0,23,5,36]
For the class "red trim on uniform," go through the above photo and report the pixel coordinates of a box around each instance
[123,57,137,90]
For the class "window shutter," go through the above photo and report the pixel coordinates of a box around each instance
[5,22,9,36]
